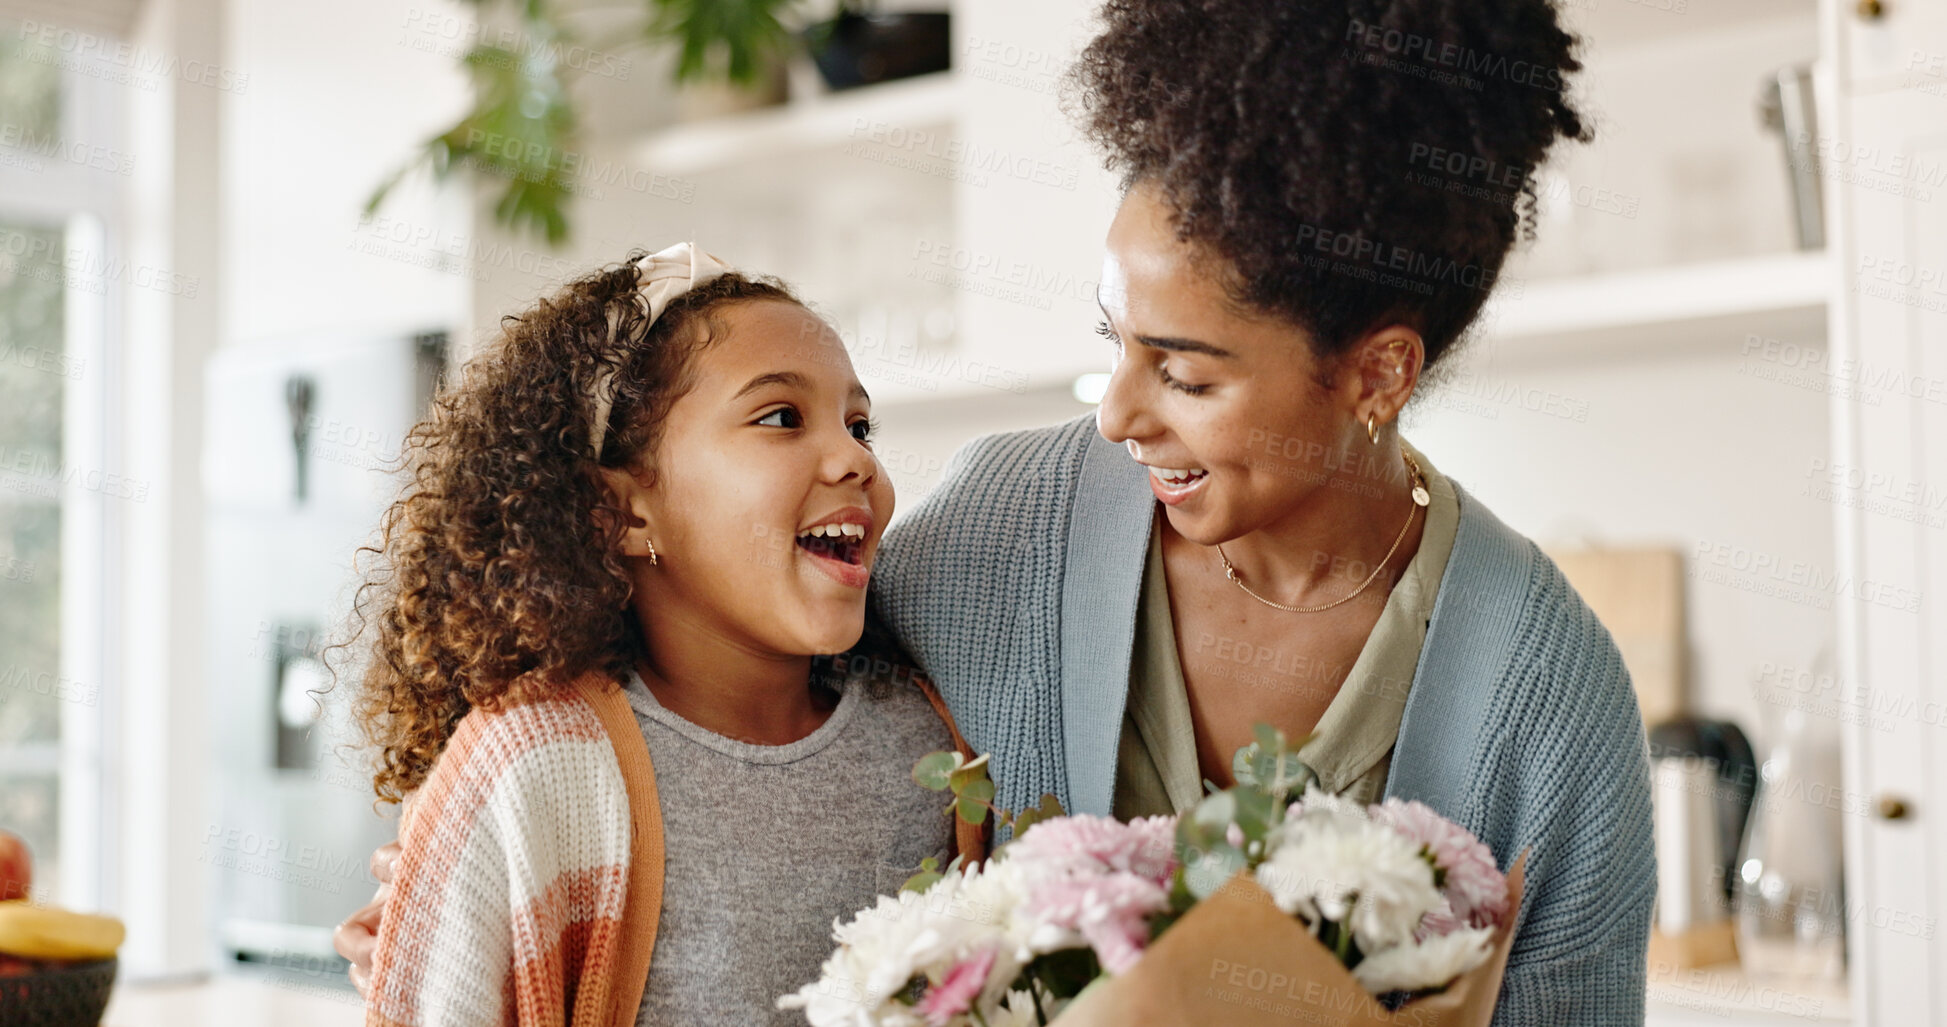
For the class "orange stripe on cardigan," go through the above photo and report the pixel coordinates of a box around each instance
[510,865,629,1027]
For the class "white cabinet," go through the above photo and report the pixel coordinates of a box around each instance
[1841,0,1947,93]
[1825,61,1947,1025]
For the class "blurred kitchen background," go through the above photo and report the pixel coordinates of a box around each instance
[0,0,1942,1023]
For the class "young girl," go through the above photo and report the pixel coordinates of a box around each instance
[345,243,984,1026]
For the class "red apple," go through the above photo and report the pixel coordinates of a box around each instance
[0,831,30,902]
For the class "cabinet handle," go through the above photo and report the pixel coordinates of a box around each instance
[1877,795,1911,820]
[1857,0,1885,19]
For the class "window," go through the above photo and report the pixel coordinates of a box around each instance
[0,219,66,900]
[0,23,116,910]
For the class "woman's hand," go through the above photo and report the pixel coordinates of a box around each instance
[333,839,401,996]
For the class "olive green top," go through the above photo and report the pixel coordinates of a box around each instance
[1111,439,1462,818]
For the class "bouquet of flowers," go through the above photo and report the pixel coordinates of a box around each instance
[778,726,1525,1027]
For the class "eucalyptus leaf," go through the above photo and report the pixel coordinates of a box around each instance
[900,868,941,897]
[954,777,995,825]
[1190,790,1237,830]
[901,856,941,894]
[912,751,959,792]
[1010,792,1064,837]
[1181,841,1248,900]
[946,753,991,792]
[1232,784,1276,843]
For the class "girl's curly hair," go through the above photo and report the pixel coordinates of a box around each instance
[340,253,798,804]
[1067,0,1590,368]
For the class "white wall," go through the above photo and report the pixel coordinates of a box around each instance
[222,0,473,348]
[1409,330,1838,756]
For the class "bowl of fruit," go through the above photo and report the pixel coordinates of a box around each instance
[0,830,124,1027]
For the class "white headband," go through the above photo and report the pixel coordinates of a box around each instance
[588,241,731,459]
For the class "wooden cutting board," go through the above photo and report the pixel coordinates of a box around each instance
[1538,546,1686,728]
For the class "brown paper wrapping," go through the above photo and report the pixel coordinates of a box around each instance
[1053,853,1527,1027]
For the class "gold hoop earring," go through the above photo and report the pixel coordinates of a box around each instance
[1366,413,1379,445]
[646,538,659,566]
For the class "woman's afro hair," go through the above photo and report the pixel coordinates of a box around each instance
[1069,0,1590,366]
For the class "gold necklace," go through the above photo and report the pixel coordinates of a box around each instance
[1215,450,1430,614]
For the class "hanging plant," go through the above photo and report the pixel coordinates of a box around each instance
[366,0,805,246]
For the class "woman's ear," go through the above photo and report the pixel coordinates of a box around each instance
[1349,324,1425,428]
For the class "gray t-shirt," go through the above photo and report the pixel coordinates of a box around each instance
[626,661,957,1026]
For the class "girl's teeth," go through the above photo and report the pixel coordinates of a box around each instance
[799,522,866,540]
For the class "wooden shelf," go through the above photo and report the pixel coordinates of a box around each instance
[631,72,959,177]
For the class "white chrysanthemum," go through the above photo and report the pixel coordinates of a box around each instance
[779,863,1019,1027]
[957,856,1047,962]
[1287,783,1371,826]
[1255,786,1443,954]
[1350,926,1496,994]
[986,989,1048,1027]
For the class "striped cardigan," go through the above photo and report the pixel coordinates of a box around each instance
[364,668,986,1027]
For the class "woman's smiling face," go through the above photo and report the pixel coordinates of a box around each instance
[615,298,894,657]
[1094,180,1399,547]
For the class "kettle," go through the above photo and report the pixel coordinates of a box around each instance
[1648,718,1758,939]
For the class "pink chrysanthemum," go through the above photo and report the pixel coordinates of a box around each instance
[1006,814,1178,885]
[918,948,998,1026]
[1023,874,1171,975]
[1368,798,1509,929]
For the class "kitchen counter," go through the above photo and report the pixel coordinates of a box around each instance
[104,972,363,1027]
[1648,963,1852,1025]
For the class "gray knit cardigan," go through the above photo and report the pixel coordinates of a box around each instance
[868,412,1655,1026]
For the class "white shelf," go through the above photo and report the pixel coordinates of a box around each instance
[1563,0,1815,51]
[1475,251,1831,366]
[920,252,1836,404]
[631,72,959,177]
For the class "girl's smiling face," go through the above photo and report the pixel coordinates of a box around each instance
[606,298,893,657]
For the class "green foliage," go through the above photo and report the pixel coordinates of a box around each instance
[366,33,579,245]
[1017,947,1102,1000]
[900,853,963,894]
[369,0,807,246]
[1232,722,1316,794]
[910,750,1063,840]
[902,725,1315,962]
[1169,725,1314,906]
[954,776,995,825]
[648,0,798,84]
[1010,792,1064,837]
[911,751,959,792]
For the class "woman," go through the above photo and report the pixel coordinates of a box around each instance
[346,1,1652,1023]
[867,2,1652,1023]
[341,244,983,1026]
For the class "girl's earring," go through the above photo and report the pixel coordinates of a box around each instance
[1366,413,1379,445]
[646,538,659,566]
